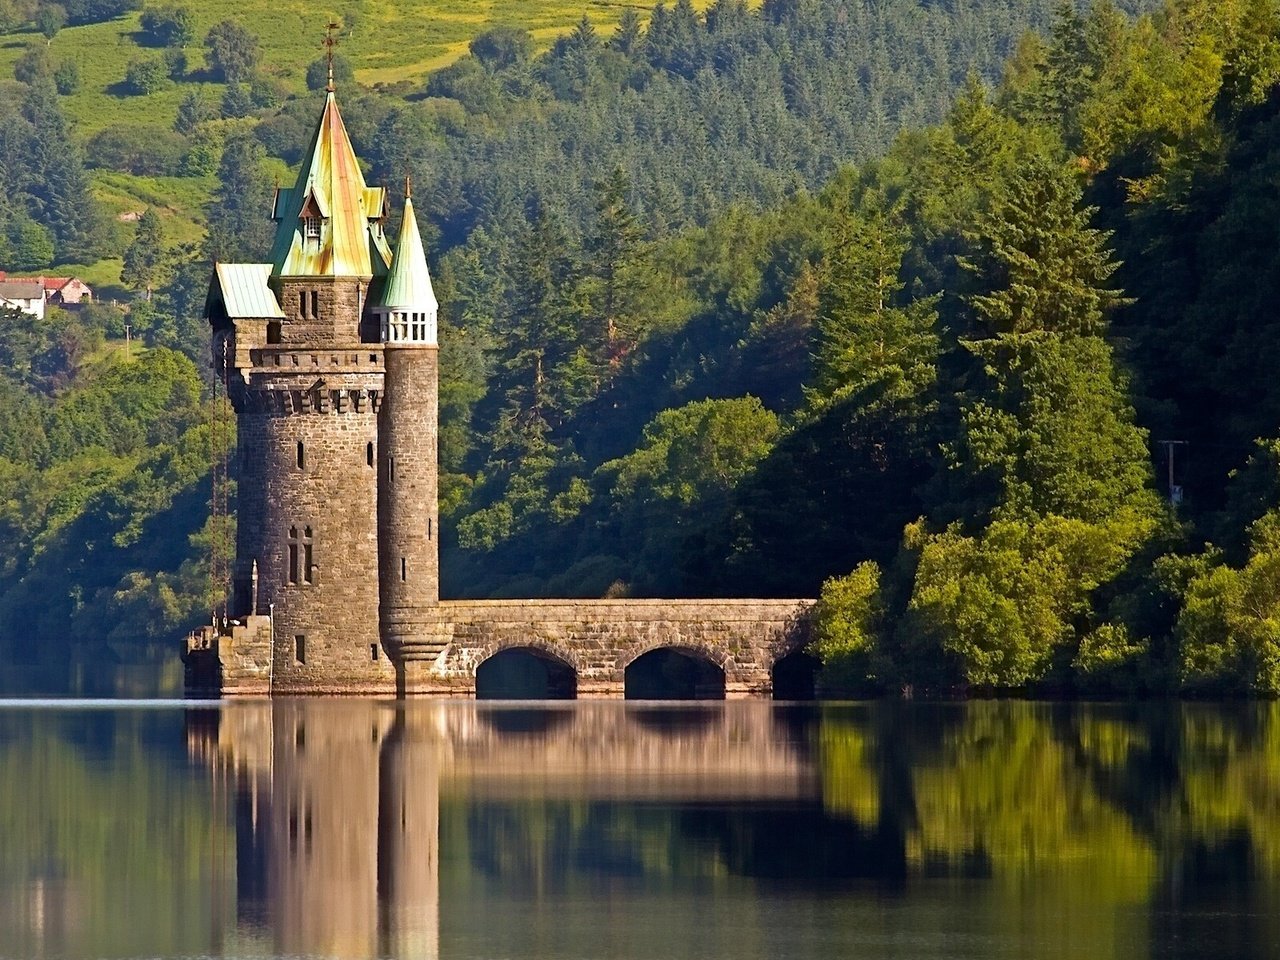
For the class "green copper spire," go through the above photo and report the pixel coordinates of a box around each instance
[268,89,392,279]
[379,188,437,312]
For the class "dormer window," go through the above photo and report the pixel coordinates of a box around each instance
[304,217,322,240]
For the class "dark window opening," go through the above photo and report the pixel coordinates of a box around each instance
[309,290,319,320]
[304,216,321,240]
[625,649,725,700]
[267,321,282,344]
[296,441,305,470]
[294,635,306,664]
[366,441,374,467]
[370,644,379,662]
[400,557,406,582]
[427,518,432,540]
[476,648,577,700]
[298,291,307,319]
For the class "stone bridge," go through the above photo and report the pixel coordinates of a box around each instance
[399,598,816,698]
[197,597,817,697]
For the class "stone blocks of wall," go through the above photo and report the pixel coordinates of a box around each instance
[378,345,440,659]
[231,348,396,695]
[401,599,815,698]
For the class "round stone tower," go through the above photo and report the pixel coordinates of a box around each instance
[372,185,441,673]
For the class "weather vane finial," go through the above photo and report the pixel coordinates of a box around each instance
[405,172,412,201]
[323,20,341,92]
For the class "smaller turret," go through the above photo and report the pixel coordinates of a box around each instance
[372,181,437,344]
[375,180,441,679]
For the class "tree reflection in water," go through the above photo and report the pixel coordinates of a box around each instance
[1,702,1280,959]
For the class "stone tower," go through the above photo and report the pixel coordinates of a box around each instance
[371,184,441,673]
[202,84,432,693]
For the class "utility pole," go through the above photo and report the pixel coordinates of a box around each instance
[1159,440,1188,508]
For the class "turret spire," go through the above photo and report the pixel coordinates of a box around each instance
[374,193,438,344]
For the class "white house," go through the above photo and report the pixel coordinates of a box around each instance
[0,279,46,320]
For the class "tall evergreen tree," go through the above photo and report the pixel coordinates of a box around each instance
[203,134,273,263]
[121,208,164,298]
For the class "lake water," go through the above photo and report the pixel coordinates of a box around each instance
[0,700,1278,960]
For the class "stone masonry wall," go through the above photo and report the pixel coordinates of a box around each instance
[400,599,815,698]
[231,347,396,695]
[378,345,440,660]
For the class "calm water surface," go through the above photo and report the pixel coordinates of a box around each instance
[0,700,1278,960]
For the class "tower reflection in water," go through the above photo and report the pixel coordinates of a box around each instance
[188,703,441,960]
[185,701,814,959]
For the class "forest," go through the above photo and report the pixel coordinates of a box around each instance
[3,0,1280,695]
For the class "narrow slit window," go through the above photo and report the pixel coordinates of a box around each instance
[400,557,407,582]
[296,441,305,470]
[309,290,319,319]
[298,291,307,319]
[366,441,374,467]
[303,526,314,585]
[427,518,432,540]
[287,526,299,584]
[294,635,306,664]
[370,644,378,661]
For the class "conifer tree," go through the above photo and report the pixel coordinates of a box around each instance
[121,208,164,299]
[813,207,938,407]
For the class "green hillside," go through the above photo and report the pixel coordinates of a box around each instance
[0,0,719,285]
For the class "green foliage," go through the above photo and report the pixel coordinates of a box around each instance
[202,19,258,84]
[811,562,885,692]
[1176,511,1280,695]
[124,55,169,94]
[36,3,63,41]
[901,514,1155,688]
[13,44,50,83]
[964,155,1125,338]
[121,207,164,294]
[305,53,353,91]
[139,4,193,47]
[53,57,79,93]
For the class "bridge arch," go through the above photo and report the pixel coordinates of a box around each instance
[475,644,577,700]
[771,649,820,700]
[624,645,726,700]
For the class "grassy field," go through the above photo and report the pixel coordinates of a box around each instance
[2,0,722,286]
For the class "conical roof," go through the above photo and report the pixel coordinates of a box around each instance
[268,90,392,278]
[377,194,438,312]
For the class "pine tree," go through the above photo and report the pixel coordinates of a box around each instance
[121,208,164,299]
[964,155,1125,339]
[203,134,273,263]
[588,166,644,371]
[813,208,938,407]
[18,79,103,264]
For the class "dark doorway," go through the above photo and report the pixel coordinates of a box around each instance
[772,651,821,701]
[625,649,725,700]
[475,648,577,700]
